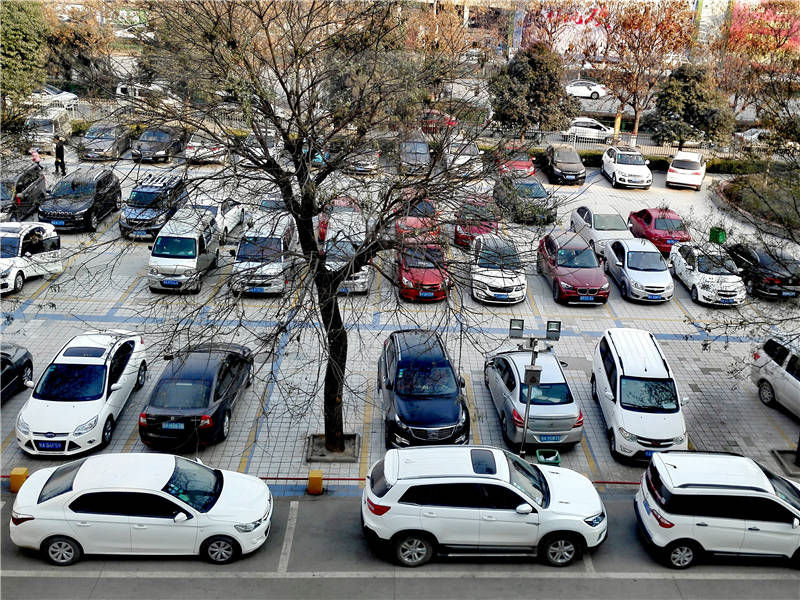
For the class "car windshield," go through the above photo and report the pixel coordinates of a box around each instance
[408,201,435,217]
[554,150,580,163]
[403,246,443,269]
[763,468,800,513]
[127,190,161,208]
[149,379,211,409]
[401,142,428,154]
[758,252,800,273]
[85,126,116,140]
[671,159,702,170]
[478,244,521,270]
[697,255,738,275]
[627,251,666,271]
[51,180,95,198]
[519,381,573,405]
[505,452,548,507]
[0,237,20,258]
[654,218,685,231]
[395,364,457,396]
[509,152,530,162]
[593,214,627,231]
[188,204,217,217]
[325,239,357,261]
[449,143,478,156]
[459,205,496,222]
[557,247,599,268]
[237,237,282,263]
[0,181,13,202]
[619,376,679,413]
[27,119,54,133]
[260,196,284,210]
[515,182,547,198]
[139,130,171,142]
[162,456,222,513]
[34,364,106,402]
[152,236,196,259]
[616,153,646,166]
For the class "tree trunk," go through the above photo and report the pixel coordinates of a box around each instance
[678,139,685,151]
[630,110,641,146]
[318,285,347,452]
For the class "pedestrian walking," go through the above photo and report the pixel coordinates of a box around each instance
[54,136,66,176]
[30,147,42,170]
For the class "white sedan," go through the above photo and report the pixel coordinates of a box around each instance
[10,453,273,565]
[565,79,608,100]
[570,206,633,256]
[669,243,746,305]
[16,330,147,456]
[186,199,245,245]
[470,234,527,305]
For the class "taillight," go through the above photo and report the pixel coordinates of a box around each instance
[651,507,675,528]
[691,171,701,176]
[186,145,194,150]
[754,351,761,360]
[199,415,213,428]
[511,409,525,428]
[138,412,148,427]
[764,276,782,285]
[366,497,391,516]
[15,195,22,205]
[11,512,34,526]
[668,167,677,173]
[527,166,536,175]
[573,410,584,428]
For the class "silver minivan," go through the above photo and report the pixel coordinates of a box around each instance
[229,213,299,295]
[147,207,220,293]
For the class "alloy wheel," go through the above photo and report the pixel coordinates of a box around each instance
[759,381,776,406]
[13,272,24,293]
[102,418,113,445]
[23,363,33,385]
[397,536,431,567]
[669,544,694,568]
[546,538,576,566]
[135,362,147,389]
[207,539,234,563]
[48,540,76,565]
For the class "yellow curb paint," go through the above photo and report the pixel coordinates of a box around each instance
[581,437,600,479]
[463,373,480,445]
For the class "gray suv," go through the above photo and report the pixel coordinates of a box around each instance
[0,160,46,222]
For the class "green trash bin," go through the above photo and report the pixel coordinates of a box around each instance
[709,227,726,244]
[535,449,561,466]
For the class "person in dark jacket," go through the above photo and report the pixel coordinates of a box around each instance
[54,136,66,176]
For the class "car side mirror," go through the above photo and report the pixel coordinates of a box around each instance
[194,457,204,465]
[515,503,533,515]
[110,382,123,392]
[615,260,623,268]
[793,518,799,529]
[479,150,484,155]
[384,379,392,390]
[174,512,189,523]
[459,376,465,388]
[229,249,235,257]
[627,223,633,230]
[737,267,744,273]
[604,390,615,402]
[680,396,689,406]
[147,245,153,250]
[23,252,31,258]
[645,159,650,165]
[685,265,694,271]
[24,380,35,389]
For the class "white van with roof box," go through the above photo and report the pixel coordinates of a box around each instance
[228,213,299,295]
[147,207,219,294]
[591,328,688,461]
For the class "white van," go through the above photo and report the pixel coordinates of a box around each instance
[591,328,688,461]
[25,108,71,154]
[229,213,299,295]
[147,207,220,293]
[0,222,63,294]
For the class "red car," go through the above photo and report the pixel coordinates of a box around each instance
[317,195,360,242]
[628,208,691,254]
[420,109,458,135]
[537,231,609,304]
[397,243,449,302]
[395,197,440,242]
[454,196,500,248]
[497,149,535,177]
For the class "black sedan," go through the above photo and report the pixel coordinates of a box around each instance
[132,126,186,162]
[1,343,33,401]
[78,123,132,160]
[544,143,586,185]
[38,167,121,231]
[728,244,800,299]
[139,343,253,450]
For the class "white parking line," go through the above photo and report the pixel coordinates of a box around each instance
[582,551,596,574]
[277,500,299,573]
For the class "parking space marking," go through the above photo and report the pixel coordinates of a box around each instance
[526,285,541,317]
[122,423,141,453]
[582,551,596,574]
[580,437,600,479]
[464,373,480,445]
[277,500,299,573]
[1,431,15,452]
[766,413,795,448]
[358,383,374,488]
[239,395,266,473]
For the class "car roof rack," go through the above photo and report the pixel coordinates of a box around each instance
[135,172,183,189]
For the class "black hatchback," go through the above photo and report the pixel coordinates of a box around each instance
[377,329,469,449]
[38,167,121,231]
[139,343,253,450]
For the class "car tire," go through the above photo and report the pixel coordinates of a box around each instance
[669,262,675,276]
[644,185,651,190]
[20,361,33,392]
[745,279,755,296]
[149,286,160,293]
[590,375,598,403]
[591,92,599,100]
[690,286,699,304]
[12,271,24,293]
[134,361,147,391]
[611,174,618,188]
[114,192,122,211]
[695,185,702,192]
[539,533,583,567]
[620,281,629,300]
[589,240,596,255]
[608,429,619,458]
[500,413,513,448]
[42,536,82,566]
[212,250,219,269]
[201,535,240,565]
[101,416,114,447]
[552,281,561,303]
[221,228,228,246]
[385,430,392,450]
[87,211,98,232]
[245,364,253,388]
[191,279,202,295]
[603,259,609,274]
[219,410,231,441]
[393,532,435,567]
[664,540,700,569]
[758,380,777,407]
[483,366,490,388]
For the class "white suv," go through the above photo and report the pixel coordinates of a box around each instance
[752,336,800,418]
[601,146,652,189]
[591,328,688,461]
[361,446,607,567]
[635,451,800,569]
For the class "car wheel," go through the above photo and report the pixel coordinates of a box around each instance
[590,91,599,100]
[87,211,98,232]
[603,259,609,274]
[644,185,650,190]
[620,281,629,300]
[669,262,675,276]
[245,364,253,387]
[221,228,228,245]
[101,417,114,447]
[43,536,82,566]
[114,192,122,211]
[202,535,240,565]
[552,281,561,303]
[212,250,219,269]
[540,533,582,567]
[20,361,33,391]
[191,279,202,295]
[589,240,596,255]
[483,366,490,388]
[695,185,702,192]
[500,413,513,448]
[690,286,699,303]
[393,532,434,567]
[385,430,392,450]
[12,271,24,293]
[608,429,618,458]
[590,375,598,402]
[219,410,231,441]
[758,380,777,407]
[134,361,147,390]
[611,174,618,188]
[664,540,700,569]
[745,279,755,295]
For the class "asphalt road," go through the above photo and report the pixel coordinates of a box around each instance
[2,489,799,600]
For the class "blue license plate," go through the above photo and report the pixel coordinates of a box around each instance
[647,294,662,300]
[643,498,652,515]
[540,435,561,442]
[133,230,149,237]
[52,219,65,226]
[36,440,64,450]
[719,298,735,304]
[339,288,349,294]
[162,422,184,430]
[645,450,655,457]
[782,290,796,297]
[248,287,265,293]
[162,279,180,287]
[494,293,509,299]
[419,291,434,298]
[565,175,575,180]
[667,239,677,244]
[579,295,595,302]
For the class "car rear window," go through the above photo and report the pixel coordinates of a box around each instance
[671,159,702,170]
[38,459,87,503]
[764,339,789,365]
[63,346,106,358]
[370,459,392,498]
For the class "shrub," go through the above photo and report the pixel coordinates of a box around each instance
[70,119,89,137]
[722,175,800,228]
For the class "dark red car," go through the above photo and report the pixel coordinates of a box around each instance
[454,196,499,248]
[420,109,458,135]
[317,195,360,242]
[497,149,535,177]
[537,231,609,304]
[397,243,449,302]
[395,197,440,242]
[628,208,691,254]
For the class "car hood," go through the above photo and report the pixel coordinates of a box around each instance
[233,261,284,278]
[207,470,271,523]
[0,257,19,270]
[403,266,444,286]
[472,267,525,287]
[554,160,584,173]
[541,467,603,518]
[20,398,103,432]
[135,140,170,153]
[614,165,651,178]
[82,139,115,152]
[395,394,461,427]
[626,267,672,287]
[554,265,607,287]
[457,221,497,235]
[619,409,685,439]
[41,198,92,213]
[149,255,196,273]
[123,206,166,220]
[698,273,744,287]
[401,153,430,166]
[398,216,436,231]
[504,160,532,170]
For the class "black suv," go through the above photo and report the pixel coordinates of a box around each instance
[139,343,253,450]
[38,167,121,231]
[728,243,800,299]
[544,143,586,185]
[131,125,186,162]
[377,329,469,449]
[0,160,46,222]
[119,173,188,239]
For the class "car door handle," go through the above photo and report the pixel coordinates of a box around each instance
[482,515,496,521]
[748,526,760,531]
[422,511,437,518]
[75,522,92,527]
[132,524,148,529]
[696,522,708,527]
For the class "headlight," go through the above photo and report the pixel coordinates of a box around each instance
[631,280,644,290]
[74,208,89,216]
[673,433,686,445]
[16,414,30,435]
[618,427,637,442]
[601,282,609,290]
[119,213,129,224]
[234,518,262,533]
[584,511,606,527]
[394,413,408,430]
[401,275,414,288]
[665,282,674,291]
[559,281,574,290]
[154,212,169,225]
[0,266,11,279]
[148,267,160,275]
[552,167,562,174]
[154,150,166,156]
[474,280,489,291]
[458,408,467,426]
[183,268,196,276]
[73,415,98,436]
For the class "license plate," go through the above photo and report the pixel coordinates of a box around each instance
[162,422,184,430]
[162,279,180,287]
[339,288,349,294]
[36,440,64,450]
[52,219,65,226]
[419,291,434,298]
[579,295,595,302]
[248,287,265,293]
[494,293,509,299]
[565,175,575,180]
[647,294,662,300]
[133,230,149,237]
[645,450,655,457]
[540,435,561,442]
[667,239,677,244]
[719,298,735,304]
[782,290,796,297]
[643,498,652,515]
